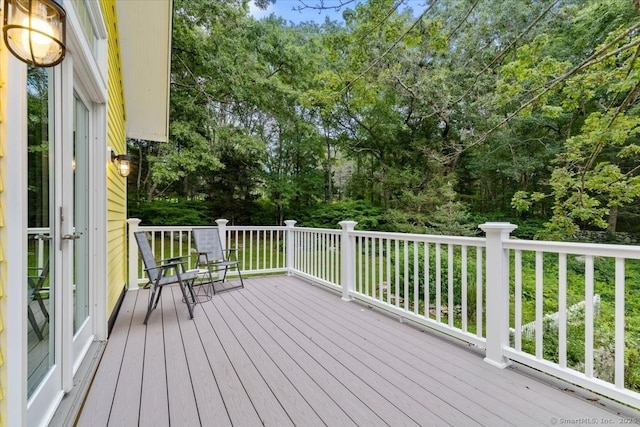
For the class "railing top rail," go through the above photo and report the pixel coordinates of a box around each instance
[138,225,215,232]
[227,226,287,231]
[137,225,289,232]
[27,227,50,233]
[504,239,640,259]
[292,227,342,235]
[351,229,486,246]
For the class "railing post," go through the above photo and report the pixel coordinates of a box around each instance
[215,218,229,251]
[284,220,297,276]
[127,218,142,291]
[479,222,517,368]
[339,220,357,302]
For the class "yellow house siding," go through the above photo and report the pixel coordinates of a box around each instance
[0,40,6,427]
[102,0,128,316]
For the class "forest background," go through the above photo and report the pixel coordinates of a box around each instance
[127,0,640,243]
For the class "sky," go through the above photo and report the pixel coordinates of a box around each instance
[249,0,362,24]
[249,0,424,25]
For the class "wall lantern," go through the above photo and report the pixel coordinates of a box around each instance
[111,151,131,178]
[2,0,66,67]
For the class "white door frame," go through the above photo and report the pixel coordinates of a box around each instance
[4,2,109,425]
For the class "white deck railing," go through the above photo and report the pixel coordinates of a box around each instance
[126,218,640,409]
[27,227,52,271]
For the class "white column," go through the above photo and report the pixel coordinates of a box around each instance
[284,220,297,276]
[215,219,229,251]
[127,218,141,290]
[339,221,357,302]
[479,222,517,368]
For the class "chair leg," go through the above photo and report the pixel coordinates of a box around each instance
[143,286,158,325]
[236,267,244,288]
[188,280,197,304]
[27,305,44,341]
[177,280,194,319]
[153,286,164,309]
[34,293,49,322]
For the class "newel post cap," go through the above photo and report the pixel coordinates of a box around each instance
[338,220,357,230]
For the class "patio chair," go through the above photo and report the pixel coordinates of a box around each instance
[27,260,50,341]
[134,232,199,324]
[193,228,244,294]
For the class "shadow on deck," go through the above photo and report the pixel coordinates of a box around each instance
[75,276,638,426]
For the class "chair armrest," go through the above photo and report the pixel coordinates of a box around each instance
[160,255,188,264]
[225,248,239,261]
[145,260,186,277]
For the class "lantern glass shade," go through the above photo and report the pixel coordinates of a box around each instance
[3,0,66,67]
[111,151,131,177]
[117,156,131,177]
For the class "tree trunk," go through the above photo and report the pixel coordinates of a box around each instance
[607,206,618,233]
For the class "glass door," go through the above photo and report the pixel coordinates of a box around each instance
[25,74,95,426]
[72,94,92,361]
[26,65,61,421]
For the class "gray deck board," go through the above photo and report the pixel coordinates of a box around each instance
[250,279,497,426]
[282,278,604,424]
[281,279,556,424]
[211,294,318,426]
[244,279,448,426]
[77,276,640,427]
[161,287,201,427]
[76,289,137,426]
[169,286,232,427]
[139,289,170,427]
[107,289,147,427]
[196,291,294,426]
[220,290,360,426]
[283,278,609,421]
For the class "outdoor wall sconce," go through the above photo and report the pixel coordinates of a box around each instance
[111,151,131,178]
[2,0,66,67]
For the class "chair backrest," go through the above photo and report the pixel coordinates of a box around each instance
[134,232,159,282]
[193,228,224,263]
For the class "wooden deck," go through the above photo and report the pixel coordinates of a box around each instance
[76,276,639,426]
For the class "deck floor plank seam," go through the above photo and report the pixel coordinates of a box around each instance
[214,291,328,426]
[225,283,387,426]
[279,278,557,424]
[283,277,614,419]
[106,288,149,427]
[247,277,473,426]
[169,286,232,427]
[198,289,300,426]
[161,286,201,426]
[237,281,427,426]
[139,290,170,426]
[187,288,265,426]
[257,277,530,426]
[219,289,357,426]
[76,289,139,427]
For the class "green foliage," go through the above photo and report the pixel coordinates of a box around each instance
[502,1,640,237]
[128,199,213,226]
[296,200,384,229]
[128,0,640,237]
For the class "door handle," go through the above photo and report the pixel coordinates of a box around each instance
[61,232,83,240]
[60,231,82,250]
